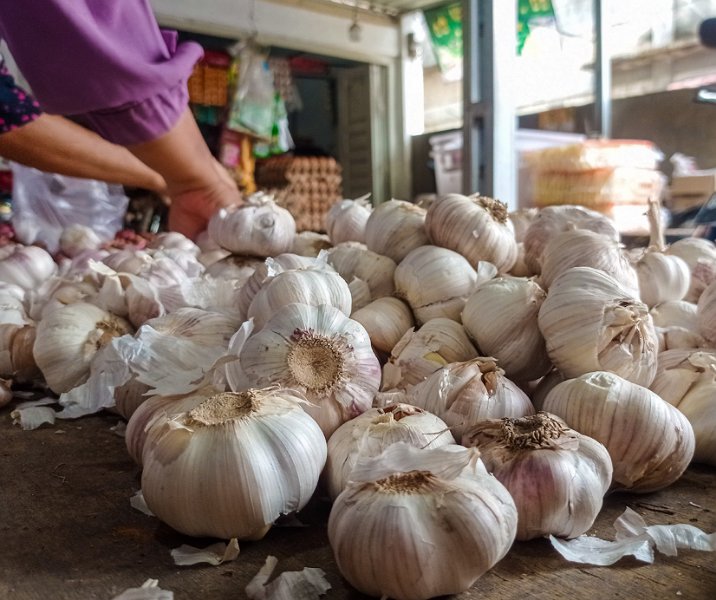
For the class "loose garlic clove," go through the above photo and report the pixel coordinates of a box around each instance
[665,237,716,303]
[327,242,396,300]
[141,388,327,540]
[325,195,372,245]
[697,279,716,346]
[635,250,690,308]
[543,371,695,493]
[0,245,57,291]
[425,194,518,273]
[462,276,551,382]
[351,296,414,355]
[463,412,613,540]
[364,199,429,263]
[325,403,454,500]
[241,302,381,437]
[394,245,477,325]
[328,443,517,600]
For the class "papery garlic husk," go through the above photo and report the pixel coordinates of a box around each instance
[540,228,639,296]
[59,224,103,258]
[351,296,414,355]
[158,276,243,316]
[665,237,716,302]
[205,254,263,283]
[635,250,690,308]
[381,317,478,390]
[33,280,98,320]
[327,242,396,300]
[347,277,371,312]
[328,443,517,600]
[463,412,612,540]
[292,231,332,257]
[240,303,381,437]
[207,196,296,256]
[509,208,539,243]
[0,245,57,291]
[325,403,454,500]
[395,245,477,325]
[141,388,327,539]
[102,249,153,275]
[425,194,518,273]
[650,349,716,465]
[364,199,429,263]
[523,205,620,275]
[538,267,659,387]
[247,263,352,331]
[697,279,716,346]
[406,357,535,440]
[147,231,200,256]
[325,195,372,245]
[650,300,699,330]
[462,276,551,381]
[543,371,695,492]
[33,302,132,393]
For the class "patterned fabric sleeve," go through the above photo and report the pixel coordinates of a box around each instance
[0,63,41,135]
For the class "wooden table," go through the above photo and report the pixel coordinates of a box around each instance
[1,409,714,599]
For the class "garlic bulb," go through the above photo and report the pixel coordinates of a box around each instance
[0,245,57,291]
[651,300,699,330]
[462,276,551,381]
[394,245,477,325]
[656,327,708,353]
[530,369,566,411]
[147,232,200,256]
[240,303,381,437]
[102,249,152,275]
[650,349,716,465]
[0,377,11,408]
[635,250,690,308]
[207,196,296,257]
[425,194,518,273]
[328,443,517,600]
[509,243,533,277]
[325,195,372,245]
[697,279,716,346]
[350,296,414,355]
[364,199,429,263]
[205,255,263,282]
[540,228,639,296]
[327,242,396,300]
[347,277,371,312]
[406,357,535,440]
[112,375,152,421]
[33,302,132,393]
[463,412,612,540]
[59,224,102,258]
[523,205,619,275]
[382,318,478,389]
[538,267,658,387]
[509,207,539,243]
[141,388,327,539]
[666,237,716,302]
[0,285,40,382]
[325,403,454,500]
[292,231,332,257]
[543,371,695,493]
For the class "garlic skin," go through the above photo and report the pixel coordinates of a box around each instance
[406,357,535,440]
[425,194,518,273]
[327,242,396,300]
[325,196,372,245]
[102,249,153,275]
[462,277,551,381]
[697,279,716,346]
[0,285,40,382]
[543,371,695,493]
[147,232,200,256]
[509,242,533,277]
[241,303,381,437]
[205,255,263,283]
[530,369,566,411]
[394,245,477,325]
[463,412,613,540]
[59,224,102,258]
[364,199,429,263]
[650,349,716,465]
[33,302,132,393]
[350,296,414,355]
[381,317,478,390]
[538,267,659,387]
[650,300,698,330]
[635,250,690,308]
[328,443,517,600]
[292,231,332,257]
[0,245,57,291]
[207,196,296,257]
[509,207,539,243]
[325,403,455,500]
[666,237,716,302]
[141,388,327,539]
[112,374,152,421]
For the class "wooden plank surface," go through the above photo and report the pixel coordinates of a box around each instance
[0,409,714,600]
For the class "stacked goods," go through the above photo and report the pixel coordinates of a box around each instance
[255,156,342,232]
[525,140,665,235]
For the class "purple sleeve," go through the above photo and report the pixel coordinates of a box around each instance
[0,0,203,145]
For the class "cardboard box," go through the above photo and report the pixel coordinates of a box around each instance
[669,171,716,212]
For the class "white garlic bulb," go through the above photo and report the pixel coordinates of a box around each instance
[530,369,566,411]
[381,318,478,390]
[509,207,539,243]
[635,250,690,308]
[364,199,429,263]
[59,224,103,258]
[463,412,613,540]
[241,303,381,437]
[425,194,518,273]
[509,242,533,277]
[147,231,200,256]
[665,237,716,302]
[462,276,551,381]
[538,267,659,387]
[523,205,619,275]
[350,296,414,355]
[325,195,372,245]
[325,403,454,500]
[0,285,40,382]
[0,245,57,291]
[650,349,716,465]
[33,302,132,394]
[112,374,152,421]
[141,388,327,539]
[205,255,263,283]
[697,279,716,346]
[102,249,152,275]
[406,357,535,440]
[543,371,695,493]
[327,242,396,300]
[292,231,332,257]
[651,300,699,330]
[394,245,477,325]
[328,443,517,600]
[207,196,296,257]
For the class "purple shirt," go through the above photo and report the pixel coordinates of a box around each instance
[0,1,203,145]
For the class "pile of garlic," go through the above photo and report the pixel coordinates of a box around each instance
[1,192,715,599]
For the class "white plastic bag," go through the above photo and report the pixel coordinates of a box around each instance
[10,163,128,254]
